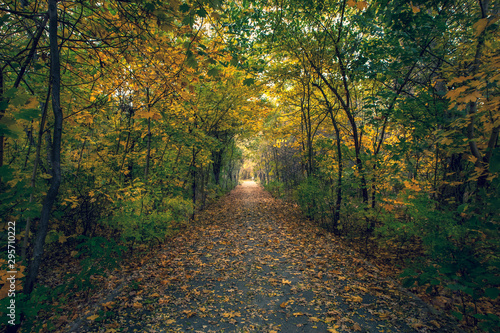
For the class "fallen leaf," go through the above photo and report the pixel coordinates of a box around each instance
[183,310,196,318]
[222,311,241,318]
[411,320,425,329]
[87,314,99,321]
[349,295,363,303]
[101,301,115,310]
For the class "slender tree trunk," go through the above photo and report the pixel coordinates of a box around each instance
[24,0,63,295]
[0,67,4,170]
[314,83,343,233]
[212,148,224,185]
[191,147,197,212]
[144,88,152,182]
[22,87,51,263]
[332,116,342,234]
[144,117,151,181]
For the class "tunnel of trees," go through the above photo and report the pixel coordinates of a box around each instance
[0,0,499,331]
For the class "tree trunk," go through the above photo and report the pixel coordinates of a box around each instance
[0,67,4,170]
[212,148,223,185]
[24,0,62,295]
[144,117,151,181]
[144,89,152,182]
[22,88,51,263]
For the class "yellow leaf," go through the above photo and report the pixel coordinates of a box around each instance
[327,329,339,333]
[102,301,115,310]
[411,320,425,329]
[309,316,320,322]
[222,311,241,318]
[166,319,176,324]
[58,235,68,244]
[441,137,453,145]
[280,301,288,308]
[150,293,160,297]
[409,2,420,13]
[350,295,363,302]
[474,18,488,37]
[449,76,473,85]
[293,312,304,316]
[183,310,196,318]
[281,279,291,285]
[379,312,390,319]
[133,302,143,308]
[355,286,368,292]
[445,86,468,100]
[356,1,368,10]
[464,91,481,103]
[87,314,99,321]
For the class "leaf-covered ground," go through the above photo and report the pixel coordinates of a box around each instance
[70,181,460,332]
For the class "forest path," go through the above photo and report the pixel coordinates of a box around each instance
[79,181,458,332]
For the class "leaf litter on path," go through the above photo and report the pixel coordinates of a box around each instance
[76,181,460,332]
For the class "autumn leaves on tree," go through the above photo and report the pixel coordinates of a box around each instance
[0,0,499,331]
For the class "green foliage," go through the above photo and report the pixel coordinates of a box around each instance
[0,166,37,220]
[295,177,333,226]
[392,190,500,330]
[104,195,193,247]
[75,235,125,289]
[263,180,286,198]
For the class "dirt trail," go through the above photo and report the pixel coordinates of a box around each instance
[79,181,459,332]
